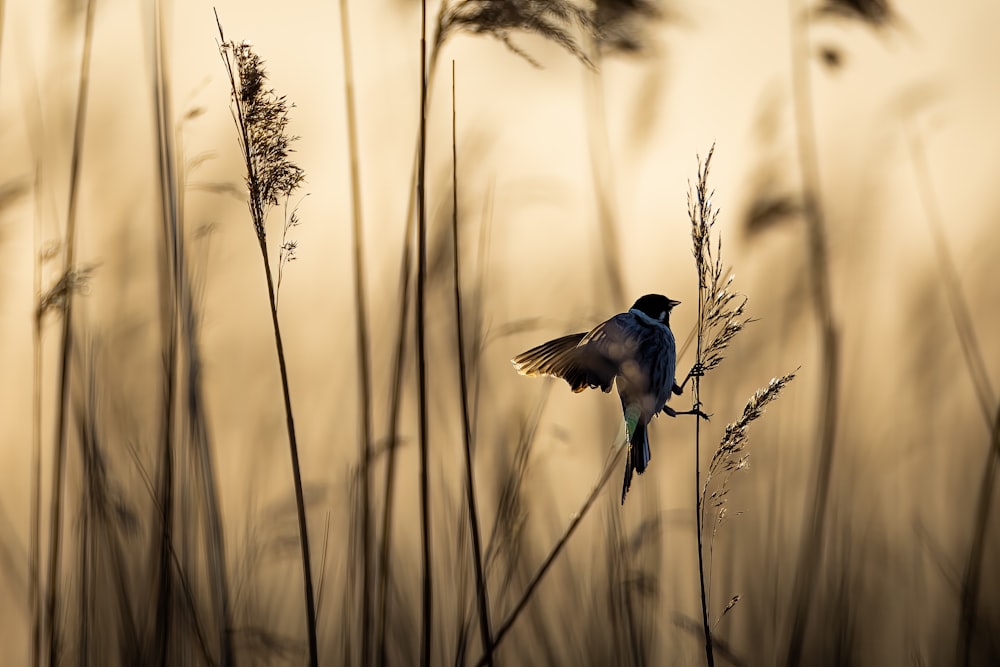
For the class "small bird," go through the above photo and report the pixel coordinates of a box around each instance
[512,294,706,504]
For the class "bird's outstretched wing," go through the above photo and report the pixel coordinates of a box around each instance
[511,315,637,393]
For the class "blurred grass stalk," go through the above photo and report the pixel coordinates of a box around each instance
[473,442,629,667]
[30,162,43,667]
[371,26,443,662]
[416,0,433,664]
[450,59,495,665]
[152,0,179,660]
[785,2,842,663]
[905,128,1000,665]
[44,0,97,663]
[375,7,452,657]
[380,9,599,657]
[336,1,375,664]
[152,1,233,664]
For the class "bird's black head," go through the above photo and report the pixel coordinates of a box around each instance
[630,294,681,325]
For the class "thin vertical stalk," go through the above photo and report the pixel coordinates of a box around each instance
[905,129,1000,665]
[784,2,841,664]
[152,1,179,661]
[217,18,317,662]
[472,442,627,667]
[375,200,413,667]
[337,0,374,663]
[959,405,1000,665]
[694,292,712,667]
[692,158,715,667]
[186,323,235,666]
[905,130,995,423]
[694,393,713,667]
[45,1,97,663]
[450,60,494,665]
[79,399,93,665]
[259,236,318,666]
[175,106,235,667]
[416,0,433,664]
[30,163,43,667]
[377,19,450,663]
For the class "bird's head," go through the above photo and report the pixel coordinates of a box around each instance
[630,294,681,324]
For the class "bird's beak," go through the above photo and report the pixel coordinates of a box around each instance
[669,299,681,308]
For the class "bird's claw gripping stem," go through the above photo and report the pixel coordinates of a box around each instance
[674,363,708,395]
[668,405,711,421]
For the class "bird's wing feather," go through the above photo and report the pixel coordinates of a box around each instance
[512,315,638,393]
[512,333,592,391]
[579,314,638,363]
[512,333,586,374]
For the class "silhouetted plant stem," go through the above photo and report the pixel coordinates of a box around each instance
[450,60,494,665]
[905,128,999,665]
[153,10,234,658]
[785,3,841,664]
[337,1,375,663]
[417,1,433,665]
[372,49,446,659]
[472,442,627,667]
[30,163,43,667]
[379,15,594,655]
[904,130,994,425]
[375,197,413,667]
[152,2,180,660]
[694,392,713,667]
[258,235,317,667]
[694,257,713,667]
[175,125,235,667]
[124,423,216,665]
[217,18,316,664]
[184,302,235,667]
[376,24,445,666]
[959,405,1000,664]
[690,148,716,667]
[45,1,96,663]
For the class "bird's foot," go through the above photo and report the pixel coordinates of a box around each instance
[672,405,711,421]
[674,363,708,395]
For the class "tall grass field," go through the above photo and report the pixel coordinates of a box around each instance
[1,0,999,665]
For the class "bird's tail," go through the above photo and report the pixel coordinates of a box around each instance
[621,407,650,504]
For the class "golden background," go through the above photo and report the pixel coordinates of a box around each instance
[1,0,998,664]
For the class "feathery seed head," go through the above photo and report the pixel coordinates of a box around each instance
[438,0,596,68]
[219,39,304,242]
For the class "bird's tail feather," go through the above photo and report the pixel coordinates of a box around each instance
[621,453,634,505]
[621,407,650,504]
[631,421,651,474]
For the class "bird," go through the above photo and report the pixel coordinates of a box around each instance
[511,294,706,504]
